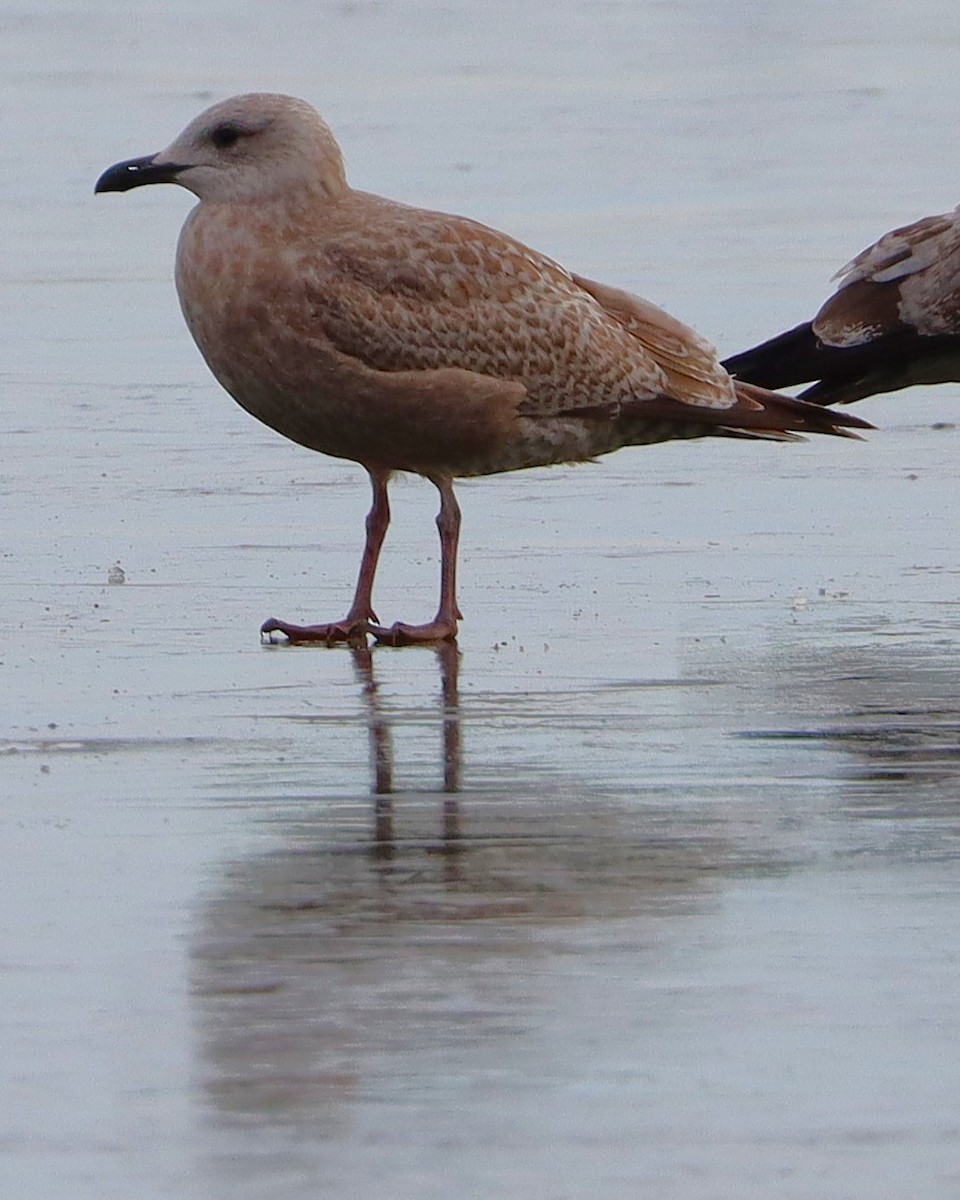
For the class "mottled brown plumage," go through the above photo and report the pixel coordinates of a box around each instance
[96,93,869,644]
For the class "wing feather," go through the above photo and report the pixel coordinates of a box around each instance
[815,207,960,343]
[307,195,740,419]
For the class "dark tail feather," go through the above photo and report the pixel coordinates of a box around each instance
[622,383,873,442]
[796,334,960,406]
[797,376,883,407]
[722,322,820,390]
[727,381,873,438]
[728,323,960,407]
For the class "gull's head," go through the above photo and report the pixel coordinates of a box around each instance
[95,93,348,205]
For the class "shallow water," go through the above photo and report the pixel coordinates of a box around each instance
[4,2,960,1197]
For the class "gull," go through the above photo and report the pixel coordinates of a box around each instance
[724,206,960,406]
[96,93,870,645]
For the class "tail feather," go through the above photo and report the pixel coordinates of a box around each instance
[726,323,960,407]
[721,323,821,390]
[621,383,873,441]
[729,380,872,438]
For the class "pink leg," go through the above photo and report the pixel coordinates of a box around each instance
[261,468,391,645]
[371,475,462,646]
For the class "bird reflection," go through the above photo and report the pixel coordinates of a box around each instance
[184,621,960,1188]
[191,643,742,1145]
[350,641,463,865]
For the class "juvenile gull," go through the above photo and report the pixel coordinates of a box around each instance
[724,206,960,406]
[96,93,870,645]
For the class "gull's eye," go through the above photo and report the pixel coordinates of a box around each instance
[210,122,242,149]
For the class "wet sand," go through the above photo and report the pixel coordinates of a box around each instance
[4,2,960,1197]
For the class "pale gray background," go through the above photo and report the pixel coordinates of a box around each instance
[3,2,960,1197]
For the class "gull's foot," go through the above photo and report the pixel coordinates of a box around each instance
[368,618,459,647]
[260,616,371,646]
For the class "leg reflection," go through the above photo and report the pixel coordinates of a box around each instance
[349,645,395,859]
[350,644,393,795]
[437,639,462,795]
[437,641,464,878]
[349,642,463,859]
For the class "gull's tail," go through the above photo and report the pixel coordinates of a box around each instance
[624,379,874,442]
[724,322,960,407]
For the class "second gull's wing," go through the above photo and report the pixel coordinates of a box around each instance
[817,207,960,345]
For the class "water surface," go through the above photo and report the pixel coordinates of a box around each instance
[4,3,960,1197]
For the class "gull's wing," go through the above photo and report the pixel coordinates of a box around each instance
[816,207,960,345]
[310,194,738,418]
[304,195,867,441]
[569,274,736,408]
[832,210,959,285]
